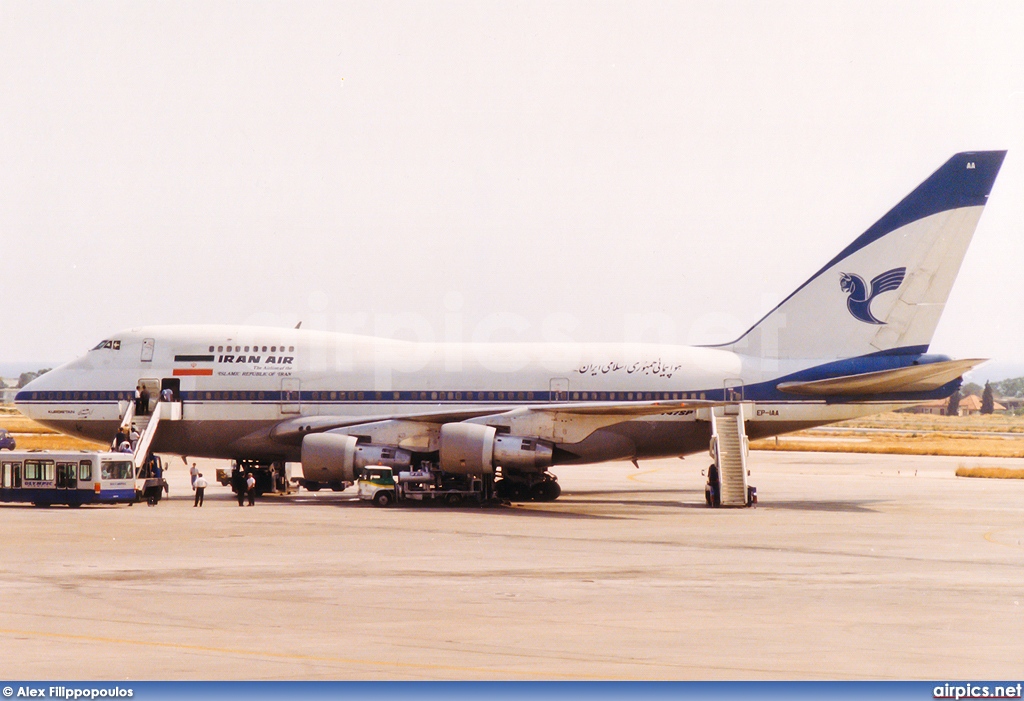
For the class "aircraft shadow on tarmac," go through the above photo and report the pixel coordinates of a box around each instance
[184,491,881,515]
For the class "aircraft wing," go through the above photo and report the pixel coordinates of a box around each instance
[268,398,720,445]
[775,358,985,396]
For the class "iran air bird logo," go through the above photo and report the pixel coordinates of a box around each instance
[838,267,906,324]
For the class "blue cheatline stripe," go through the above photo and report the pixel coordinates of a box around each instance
[0,488,135,505]
[11,346,961,407]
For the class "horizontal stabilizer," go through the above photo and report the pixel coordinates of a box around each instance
[776,358,985,396]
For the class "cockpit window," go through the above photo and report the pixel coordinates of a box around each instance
[90,340,121,351]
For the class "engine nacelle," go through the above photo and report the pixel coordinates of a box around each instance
[301,433,412,484]
[493,435,554,471]
[438,424,554,476]
[439,423,496,475]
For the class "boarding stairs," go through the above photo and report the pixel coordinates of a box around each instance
[118,400,182,470]
[710,404,751,507]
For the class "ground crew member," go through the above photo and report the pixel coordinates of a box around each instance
[246,472,256,506]
[193,473,207,507]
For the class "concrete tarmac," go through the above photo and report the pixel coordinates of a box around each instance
[0,451,1022,680]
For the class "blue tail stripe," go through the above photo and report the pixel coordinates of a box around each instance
[711,150,1005,350]
[822,151,1005,271]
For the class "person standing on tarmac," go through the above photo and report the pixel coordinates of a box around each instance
[233,470,245,506]
[193,473,207,507]
[190,463,199,488]
[246,472,256,506]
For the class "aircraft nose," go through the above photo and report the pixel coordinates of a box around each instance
[15,367,67,418]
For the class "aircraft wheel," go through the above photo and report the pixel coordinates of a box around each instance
[531,480,561,502]
[305,482,322,492]
[372,490,394,507]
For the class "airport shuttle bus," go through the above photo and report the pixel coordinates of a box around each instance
[0,450,137,507]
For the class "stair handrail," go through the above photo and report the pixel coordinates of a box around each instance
[133,401,164,469]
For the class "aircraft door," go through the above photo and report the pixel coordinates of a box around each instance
[161,378,181,402]
[281,378,300,414]
[724,378,744,403]
[550,378,569,402]
[138,378,161,415]
[141,338,155,362]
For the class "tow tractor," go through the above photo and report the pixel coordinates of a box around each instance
[357,464,489,507]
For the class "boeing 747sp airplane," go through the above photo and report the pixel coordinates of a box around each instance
[15,151,1006,506]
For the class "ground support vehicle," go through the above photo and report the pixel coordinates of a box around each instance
[0,450,137,507]
[136,455,168,505]
[217,460,295,497]
[357,465,490,507]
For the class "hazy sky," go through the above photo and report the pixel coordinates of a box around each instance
[1,1,1022,372]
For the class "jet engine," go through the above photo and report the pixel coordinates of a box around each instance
[438,423,553,476]
[300,433,412,484]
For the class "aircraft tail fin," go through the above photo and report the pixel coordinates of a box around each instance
[724,151,1006,360]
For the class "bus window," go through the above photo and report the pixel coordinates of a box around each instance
[25,460,54,481]
[2,462,14,488]
[101,460,133,480]
[79,461,92,481]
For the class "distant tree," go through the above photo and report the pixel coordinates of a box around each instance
[16,368,50,388]
[992,376,1024,398]
[961,382,984,397]
[981,382,995,415]
[946,390,962,416]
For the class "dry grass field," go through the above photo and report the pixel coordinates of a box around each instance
[0,407,106,450]
[750,411,1024,458]
[954,466,1024,479]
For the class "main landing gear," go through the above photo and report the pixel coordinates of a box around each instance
[494,471,561,502]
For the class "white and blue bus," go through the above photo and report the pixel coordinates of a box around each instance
[0,450,137,507]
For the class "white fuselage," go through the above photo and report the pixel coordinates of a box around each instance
[16,325,902,463]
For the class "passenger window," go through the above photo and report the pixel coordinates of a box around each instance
[80,461,92,481]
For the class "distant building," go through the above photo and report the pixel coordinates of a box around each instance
[957,394,1005,416]
[995,396,1024,411]
[902,398,949,415]
[901,394,1007,416]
